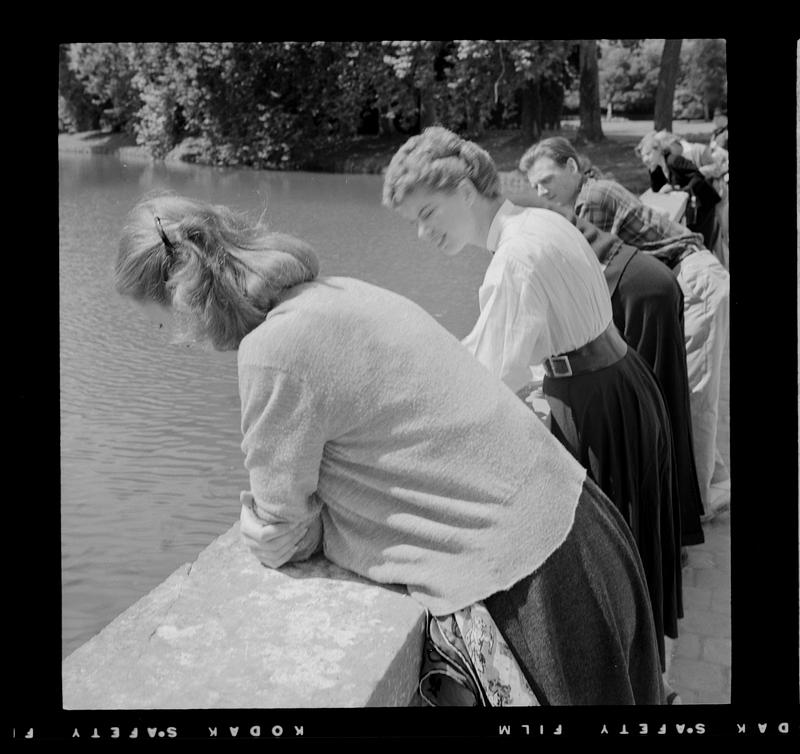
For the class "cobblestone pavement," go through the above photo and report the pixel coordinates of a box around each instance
[666,336,731,704]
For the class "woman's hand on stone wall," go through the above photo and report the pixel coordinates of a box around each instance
[239,501,313,569]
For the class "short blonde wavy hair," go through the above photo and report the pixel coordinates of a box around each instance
[382,126,501,208]
[636,130,680,157]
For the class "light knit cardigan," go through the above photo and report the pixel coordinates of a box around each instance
[237,277,586,615]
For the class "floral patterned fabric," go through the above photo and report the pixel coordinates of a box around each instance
[418,602,540,706]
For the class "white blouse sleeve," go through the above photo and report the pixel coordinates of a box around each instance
[461,254,550,394]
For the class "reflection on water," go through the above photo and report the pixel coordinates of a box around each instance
[59,153,488,658]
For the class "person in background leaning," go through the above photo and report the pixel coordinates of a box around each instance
[637,131,721,252]
[508,183,704,554]
[520,137,730,520]
[656,130,729,269]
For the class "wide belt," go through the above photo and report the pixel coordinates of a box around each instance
[542,323,628,378]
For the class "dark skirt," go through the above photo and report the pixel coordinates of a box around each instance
[687,200,719,250]
[543,345,682,669]
[609,249,706,546]
[484,477,665,705]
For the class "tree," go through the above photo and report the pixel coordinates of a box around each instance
[577,40,604,142]
[441,41,504,135]
[653,39,683,131]
[596,39,664,118]
[164,42,378,167]
[330,42,408,136]
[58,41,586,169]
[507,41,571,141]
[66,43,140,134]
[540,75,566,131]
[446,41,570,140]
[679,39,727,119]
[381,41,450,133]
[59,43,102,133]
[519,79,541,142]
[598,41,629,119]
[125,43,183,157]
[598,39,725,122]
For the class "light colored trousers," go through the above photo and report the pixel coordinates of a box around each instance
[674,249,730,506]
[711,180,729,269]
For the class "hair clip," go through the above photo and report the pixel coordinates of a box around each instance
[154,215,175,256]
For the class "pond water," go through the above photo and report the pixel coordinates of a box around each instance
[59,153,490,658]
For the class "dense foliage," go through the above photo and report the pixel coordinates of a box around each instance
[59,40,726,169]
[598,39,727,119]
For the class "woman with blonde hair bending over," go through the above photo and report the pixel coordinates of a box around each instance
[383,127,682,680]
[114,191,664,706]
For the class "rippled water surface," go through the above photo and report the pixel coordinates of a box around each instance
[59,153,488,658]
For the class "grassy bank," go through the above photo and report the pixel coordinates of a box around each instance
[58,120,715,197]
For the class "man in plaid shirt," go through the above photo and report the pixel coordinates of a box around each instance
[519,137,730,520]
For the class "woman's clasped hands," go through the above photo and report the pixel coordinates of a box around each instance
[239,491,322,568]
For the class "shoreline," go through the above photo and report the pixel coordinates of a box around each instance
[58,118,716,193]
[57,130,404,173]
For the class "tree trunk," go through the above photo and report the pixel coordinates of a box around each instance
[520,79,541,143]
[653,38,683,131]
[541,78,564,131]
[577,40,604,143]
[378,111,396,136]
[418,87,437,130]
[464,95,483,136]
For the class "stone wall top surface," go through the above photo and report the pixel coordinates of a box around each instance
[62,524,425,709]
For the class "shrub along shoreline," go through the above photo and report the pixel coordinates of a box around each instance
[58,122,714,196]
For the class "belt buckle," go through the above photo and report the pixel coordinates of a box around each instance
[547,354,573,378]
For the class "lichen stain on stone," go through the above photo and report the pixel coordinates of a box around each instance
[268,646,347,690]
[176,652,195,667]
[155,620,227,645]
[269,667,339,692]
[287,613,364,649]
[267,579,390,610]
[156,624,202,641]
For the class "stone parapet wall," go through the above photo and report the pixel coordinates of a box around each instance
[62,524,426,708]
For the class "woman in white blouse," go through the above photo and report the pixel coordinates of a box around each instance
[383,127,682,679]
